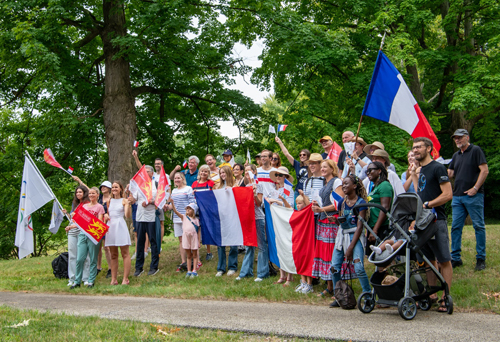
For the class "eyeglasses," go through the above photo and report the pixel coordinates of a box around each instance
[272,157,279,161]
[299,153,307,157]
[412,144,426,150]
[366,168,378,175]
[275,174,284,177]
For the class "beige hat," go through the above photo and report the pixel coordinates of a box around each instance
[368,149,391,167]
[305,153,323,164]
[319,135,333,142]
[364,141,385,155]
[351,136,368,147]
[270,166,294,183]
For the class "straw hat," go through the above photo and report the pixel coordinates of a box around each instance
[368,149,391,167]
[351,136,368,147]
[270,166,294,183]
[305,153,323,165]
[363,141,385,155]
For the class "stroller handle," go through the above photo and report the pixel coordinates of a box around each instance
[351,202,388,214]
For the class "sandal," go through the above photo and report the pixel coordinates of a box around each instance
[273,277,286,284]
[121,279,130,285]
[111,281,119,286]
[317,289,334,297]
[437,302,447,312]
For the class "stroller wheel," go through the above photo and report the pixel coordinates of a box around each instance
[418,297,431,311]
[398,297,417,320]
[445,295,454,314]
[357,292,375,314]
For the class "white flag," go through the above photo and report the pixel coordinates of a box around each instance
[49,200,65,234]
[229,156,235,167]
[268,125,276,134]
[246,148,251,163]
[15,156,54,259]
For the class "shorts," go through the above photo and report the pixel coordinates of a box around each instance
[182,231,199,250]
[173,222,183,238]
[156,208,165,221]
[419,220,451,263]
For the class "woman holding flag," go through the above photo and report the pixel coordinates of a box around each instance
[311,159,343,297]
[104,181,132,285]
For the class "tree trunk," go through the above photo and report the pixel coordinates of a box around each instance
[101,0,138,185]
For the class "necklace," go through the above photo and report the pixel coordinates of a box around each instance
[345,195,358,207]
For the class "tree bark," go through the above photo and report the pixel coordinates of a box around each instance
[101,0,138,185]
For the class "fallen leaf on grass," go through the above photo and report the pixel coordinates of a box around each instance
[150,324,182,336]
[482,292,500,300]
[6,319,30,328]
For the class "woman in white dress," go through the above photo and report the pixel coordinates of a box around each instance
[104,181,132,285]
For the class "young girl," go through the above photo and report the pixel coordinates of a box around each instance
[294,191,315,294]
[170,200,200,278]
[71,187,105,289]
[104,181,132,285]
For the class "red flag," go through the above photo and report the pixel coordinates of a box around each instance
[43,148,63,169]
[327,141,343,162]
[129,165,153,203]
[72,204,109,244]
[154,165,170,208]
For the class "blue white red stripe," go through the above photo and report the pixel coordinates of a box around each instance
[133,140,139,148]
[265,201,315,276]
[195,187,257,247]
[278,124,288,132]
[362,50,441,157]
[283,178,293,196]
[182,160,188,168]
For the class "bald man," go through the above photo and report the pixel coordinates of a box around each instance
[337,131,354,175]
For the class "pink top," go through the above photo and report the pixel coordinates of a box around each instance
[182,216,200,234]
[83,202,105,218]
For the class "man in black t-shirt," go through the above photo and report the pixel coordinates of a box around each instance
[447,129,489,271]
[410,137,453,311]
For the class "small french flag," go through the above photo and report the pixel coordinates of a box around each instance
[182,160,188,168]
[67,166,74,175]
[278,124,288,132]
[283,178,293,196]
[133,140,139,148]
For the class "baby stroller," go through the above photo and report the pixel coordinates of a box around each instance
[351,192,453,320]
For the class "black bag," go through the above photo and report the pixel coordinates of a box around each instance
[334,263,356,309]
[52,252,69,279]
[268,261,278,277]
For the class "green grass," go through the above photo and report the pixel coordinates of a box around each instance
[0,306,329,341]
[0,225,498,313]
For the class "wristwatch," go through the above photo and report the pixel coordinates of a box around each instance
[424,201,430,209]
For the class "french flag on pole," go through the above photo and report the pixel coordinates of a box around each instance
[278,124,288,132]
[67,166,74,175]
[362,51,441,157]
[265,201,315,276]
[195,187,257,247]
[283,178,293,196]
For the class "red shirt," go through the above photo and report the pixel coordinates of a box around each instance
[192,180,214,191]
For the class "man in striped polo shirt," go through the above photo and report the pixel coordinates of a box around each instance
[257,150,278,198]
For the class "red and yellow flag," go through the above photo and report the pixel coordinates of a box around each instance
[72,204,109,245]
[155,165,170,208]
[129,165,153,203]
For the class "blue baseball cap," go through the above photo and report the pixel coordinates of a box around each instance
[222,149,233,156]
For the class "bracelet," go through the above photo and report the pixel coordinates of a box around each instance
[473,186,478,191]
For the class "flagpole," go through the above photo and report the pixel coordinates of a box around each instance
[354,115,363,144]
[24,151,71,221]
[380,32,387,51]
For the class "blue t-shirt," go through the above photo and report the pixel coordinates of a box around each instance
[182,169,199,187]
[401,171,415,193]
[293,159,308,191]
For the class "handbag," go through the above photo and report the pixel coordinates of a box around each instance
[334,262,357,310]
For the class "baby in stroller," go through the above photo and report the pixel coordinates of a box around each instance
[370,221,415,255]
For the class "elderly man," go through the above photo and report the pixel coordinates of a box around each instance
[319,136,334,159]
[129,165,159,277]
[337,131,354,174]
[361,149,405,199]
[447,129,489,271]
[359,141,396,180]
[342,137,371,178]
[170,155,199,187]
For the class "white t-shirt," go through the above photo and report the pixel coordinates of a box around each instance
[257,167,277,199]
[134,182,157,223]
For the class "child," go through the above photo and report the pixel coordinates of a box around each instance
[170,200,200,278]
[294,190,315,294]
[370,221,415,255]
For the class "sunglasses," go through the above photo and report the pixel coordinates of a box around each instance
[272,157,279,161]
[275,174,285,177]
[366,168,378,175]
[299,153,307,157]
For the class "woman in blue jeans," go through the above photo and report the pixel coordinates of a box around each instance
[330,175,371,307]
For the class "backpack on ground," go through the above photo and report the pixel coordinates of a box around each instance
[52,252,69,279]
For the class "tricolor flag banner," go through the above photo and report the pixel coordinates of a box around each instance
[195,187,257,247]
[129,165,153,203]
[67,166,74,175]
[72,204,109,244]
[154,165,170,209]
[278,124,288,132]
[283,178,293,197]
[330,190,343,211]
[327,141,343,163]
[362,50,441,157]
[264,201,315,276]
[268,125,276,134]
[16,156,55,259]
[133,140,139,148]
[182,160,188,168]
[48,200,65,234]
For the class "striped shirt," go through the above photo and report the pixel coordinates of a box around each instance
[171,186,195,223]
[303,176,326,202]
[257,167,277,198]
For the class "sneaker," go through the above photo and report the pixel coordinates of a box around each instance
[87,283,94,288]
[227,270,236,276]
[67,281,74,287]
[196,262,202,270]
[254,277,263,282]
[301,284,314,294]
[206,253,213,261]
[134,269,144,277]
[185,272,192,278]
[144,252,148,258]
[215,271,224,277]
[106,269,112,278]
[148,268,159,276]
[451,259,463,268]
[329,300,340,308]
[83,281,89,286]
[295,282,305,292]
[70,283,80,290]
[176,265,182,273]
[131,253,137,260]
[475,259,486,271]
[235,276,242,280]
[191,272,198,278]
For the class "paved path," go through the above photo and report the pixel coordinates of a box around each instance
[0,291,499,341]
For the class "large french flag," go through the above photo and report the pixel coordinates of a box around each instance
[362,51,441,157]
[265,201,315,276]
[195,187,257,247]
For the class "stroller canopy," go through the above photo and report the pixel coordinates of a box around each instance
[390,193,435,230]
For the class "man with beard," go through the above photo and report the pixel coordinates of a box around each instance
[447,129,489,271]
[410,137,453,312]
